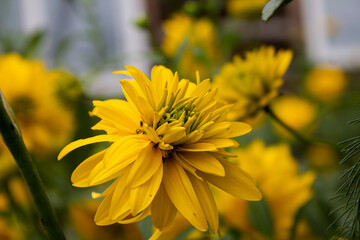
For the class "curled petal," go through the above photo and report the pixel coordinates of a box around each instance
[58,135,118,160]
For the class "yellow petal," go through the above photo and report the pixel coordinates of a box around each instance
[91,177,119,199]
[176,152,225,177]
[103,135,149,166]
[108,171,132,220]
[173,152,203,181]
[163,160,208,231]
[112,70,130,75]
[136,96,154,125]
[144,125,161,144]
[127,144,162,188]
[198,138,239,148]
[162,127,186,144]
[118,207,151,224]
[202,122,231,139]
[227,122,252,138]
[149,229,162,240]
[91,120,125,135]
[120,79,143,106]
[58,135,118,160]
[88,136,148,185]
[198,158,262,201]
[191,79,210,99]
[71,150,105,187]
[94,192,116,226]
[151,183,177,230]
[88,160,125,186]
[177,143,217,152]
[125,65,155,108]
[187,173,219,234]
[92,99,140,131]
[129,164,163,215]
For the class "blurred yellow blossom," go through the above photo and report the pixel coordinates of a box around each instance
[217,140,316,240]
[58,65,261,239]
[213,46,293,121]
[162,13,219,78]
[271,95,317,138]
[226,0,268,18]
[0,53,78,178]
[305,65,347,102]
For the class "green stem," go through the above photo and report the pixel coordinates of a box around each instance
[264,105,312,145]
[0,91,66,240]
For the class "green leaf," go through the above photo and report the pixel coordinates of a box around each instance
[248,198,274,239]
[261,0,293,22]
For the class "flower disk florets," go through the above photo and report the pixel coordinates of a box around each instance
[58,65,262,239]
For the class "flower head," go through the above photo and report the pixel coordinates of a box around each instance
[162,14,219,78]
[0,54,77,178]
[213,46,293,121]
[58,65,261,238]
[305,65,347,102]
[217,140,316,240]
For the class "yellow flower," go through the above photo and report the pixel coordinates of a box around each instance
[226,0,269,18]
[0,53,77,177]
[271,95,317,138]
[213,46,293,121]
[162,13,219,79]
[305,65,347,102]
[217,140,316,240]
[58,65,262,238]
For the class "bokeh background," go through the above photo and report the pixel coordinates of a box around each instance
[1,0,360,239]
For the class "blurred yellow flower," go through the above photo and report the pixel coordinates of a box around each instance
[305,65,347,102]
[213,46,293,121]
[217,140,316,240]
[58,65,261,239]
[162,13,219,79]
[271,95,317,138]
[226,0,268,18]
[0,53,77,178]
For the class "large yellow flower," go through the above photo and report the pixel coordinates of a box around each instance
[162,14,219,79]
[0,53,77,177]
[213,46,293,122]
[226,0,269,18]
[217,140,316,240]
[58,65,262,238]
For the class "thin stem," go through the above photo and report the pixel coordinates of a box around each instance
[264,105,312,145]
[0,91,66,240]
